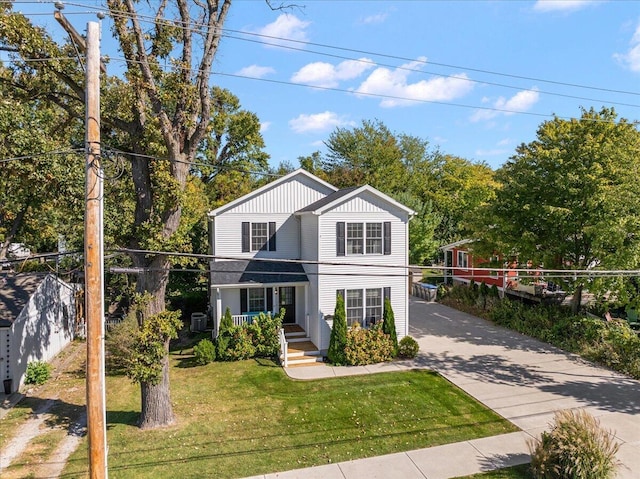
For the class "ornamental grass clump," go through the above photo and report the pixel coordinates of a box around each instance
[528,409,619,479]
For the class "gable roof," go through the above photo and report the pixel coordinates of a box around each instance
[296,185,415,217]
[0,274,48,326]
[210,260,309,286]
[440,239,475,251]
[208,169,338,217]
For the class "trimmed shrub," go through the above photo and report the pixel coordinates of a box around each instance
[216,307,234,359]
[247,309,283,358]
[24,361,52,385]
[398,336,419,359]
[328,294,348,365]
[382,298,398,357]
[344,324,394,365]
[193,339,216,365]
[223,326,256,361]
[529,409,619,479]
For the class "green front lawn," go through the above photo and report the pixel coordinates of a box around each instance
[63,353,517,478]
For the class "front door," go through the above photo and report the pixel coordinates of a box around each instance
[279,286,296,324]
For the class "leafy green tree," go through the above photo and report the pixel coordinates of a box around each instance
[382,298,398,357]
[393,192,441,264]
[478,107,640,313]
[0,1,270,428]
[328,294,348,365]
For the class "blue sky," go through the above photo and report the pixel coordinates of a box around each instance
[9,0,640,170]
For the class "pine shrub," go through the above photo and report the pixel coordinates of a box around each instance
[24,361,51,385]
[193,339,216,365]
[398,336,419,359]
[529,409,619,479]
[328,294,348,365]
[382,298,398,357]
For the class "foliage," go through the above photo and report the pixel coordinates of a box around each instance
[475,107,640,312]
[105,312,139,373]
[220,326,256,361]
[193,339,216,365]
[393,191,441,264]
[344,324,394,365]
[24,361,51,385]
[219,307,234,334]
[382,297,398,357]
[247,309,284,358]
[125,310,183,385]
[398,336,420,359]
[529,409,619,479]
[328,294,348,365]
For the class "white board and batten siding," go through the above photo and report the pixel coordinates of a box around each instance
[210,173,334,259]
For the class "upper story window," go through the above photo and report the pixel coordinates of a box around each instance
[241,222,276,252]
[337,221,391,256]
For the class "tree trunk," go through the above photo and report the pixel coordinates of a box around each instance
[139,339,174,429]
[0,204,28,260]
[133,254,174,428]
[571,282,584,315]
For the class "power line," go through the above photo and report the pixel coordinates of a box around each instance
[0,148,83,164]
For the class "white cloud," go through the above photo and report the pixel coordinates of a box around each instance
[291,58,374,88]
[614,22,640,72]
[260,121,271,133]
[360,12,388,25]
[470,88,540,122]
[533,0,598,12]
[354,57,474,107]
[236,65,275,79]
[497,138,512,146]
[254,14,310,48]
[289,111,354,133]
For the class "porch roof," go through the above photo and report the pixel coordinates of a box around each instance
[209,260,309,286]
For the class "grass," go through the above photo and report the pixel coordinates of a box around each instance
[60,349,517,479]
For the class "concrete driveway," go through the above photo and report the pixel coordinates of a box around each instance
[407,297,640,478]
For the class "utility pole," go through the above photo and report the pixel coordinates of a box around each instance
[85,21,108,479]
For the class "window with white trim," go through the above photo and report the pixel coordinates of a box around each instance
[251,223,268,251]
[365,288,383,325]
[346,223,364,254]
[339,288,386,328]
[248,288,265,312]
[366,223,383,254]
[457,250,469,269]
[346,289,363,327]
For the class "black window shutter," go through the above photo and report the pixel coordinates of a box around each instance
[383,222,391,255]
[266,287,273,312]
[336,222,345,256]
[241,222,250,252]
[336,289,345,299]
[240,288,248,313]
[268,222,276,251]
[383,287,391,301]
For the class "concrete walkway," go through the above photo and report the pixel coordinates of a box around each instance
[246,298,640,479]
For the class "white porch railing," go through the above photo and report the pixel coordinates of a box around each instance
[231,314,254,327]
[278,328,288,368]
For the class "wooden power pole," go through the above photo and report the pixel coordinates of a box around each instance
[85,21,108,479]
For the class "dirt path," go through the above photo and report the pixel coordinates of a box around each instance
[0,341,87,478]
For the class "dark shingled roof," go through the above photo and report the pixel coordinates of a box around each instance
[210,260,309,286]
[0,274,47,327]
[296,186,360,213]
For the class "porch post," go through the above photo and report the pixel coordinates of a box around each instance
[215,288,222,337]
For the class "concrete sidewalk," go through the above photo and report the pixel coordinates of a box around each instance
[246,298,640,479]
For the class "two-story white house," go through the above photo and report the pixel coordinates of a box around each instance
[208,169,414,365]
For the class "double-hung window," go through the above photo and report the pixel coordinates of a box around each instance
[346,289,363,327]
[346,223,364,254]
[248,288,265,312]
[457,250,469,269]
[339,287,390,328]
[337,221,390,256]
[242,222,276,252]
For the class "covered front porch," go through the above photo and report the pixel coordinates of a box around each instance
[209,260,321,365]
